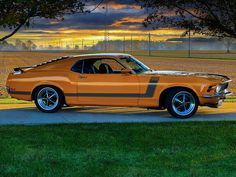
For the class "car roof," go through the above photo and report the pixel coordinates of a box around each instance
[72,53,131,58]
[32,53,131,69]
[77,53,130,56]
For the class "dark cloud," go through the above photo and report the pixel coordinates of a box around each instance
[0,0,147,35]
[23,0,147,32]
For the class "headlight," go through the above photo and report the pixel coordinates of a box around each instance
[215,85,222,93]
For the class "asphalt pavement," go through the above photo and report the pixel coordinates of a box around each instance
[0,103,235,125]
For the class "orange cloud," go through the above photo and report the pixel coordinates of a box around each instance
[111,17,144,27]
[49,21,60,25]
[2,28,190,48]
[108,2,140,10]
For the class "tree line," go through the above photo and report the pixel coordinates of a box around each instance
[1,38,235,52]
[0,40,37,51]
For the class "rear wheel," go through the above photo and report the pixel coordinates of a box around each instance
[166,88,198,118]
[34,86,64,113]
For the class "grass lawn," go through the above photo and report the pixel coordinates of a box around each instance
[225,96,236,102]
[0,98,31,104]
[0,122,235,177]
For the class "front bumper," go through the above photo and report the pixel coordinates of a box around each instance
[205,100,223,108]
[203,91,232,99]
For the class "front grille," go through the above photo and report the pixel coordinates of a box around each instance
[219,83,228,93]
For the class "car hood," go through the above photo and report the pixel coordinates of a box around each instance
[144,70,230,82]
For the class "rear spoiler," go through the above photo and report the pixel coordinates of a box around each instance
[13,66,35,74]
[13,56,70,74]
[14,66,35,72]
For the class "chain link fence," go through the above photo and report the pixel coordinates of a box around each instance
[2,33,236,58]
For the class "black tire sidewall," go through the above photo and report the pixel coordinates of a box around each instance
[34,86,64,113]
[165,88,198,118]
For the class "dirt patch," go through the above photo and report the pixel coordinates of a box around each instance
[0,51,235,96]
[138,56,236,92]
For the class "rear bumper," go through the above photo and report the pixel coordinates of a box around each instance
[203,91,232,99]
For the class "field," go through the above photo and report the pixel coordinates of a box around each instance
[0,50,236,97]
[1,51,236,177]
[0,122,235,177]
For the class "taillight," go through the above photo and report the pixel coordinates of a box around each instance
[13,68,23,75]
[13,70,22,75]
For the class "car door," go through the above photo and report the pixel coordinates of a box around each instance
[74,57,140,106]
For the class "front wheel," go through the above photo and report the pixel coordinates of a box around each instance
[166,89,198,118]
[34,86,64,113]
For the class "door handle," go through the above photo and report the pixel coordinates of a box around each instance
[79,75,87,79]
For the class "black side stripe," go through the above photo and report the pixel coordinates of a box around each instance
[9,77,159,98]
[65,77,159,98]
[9,91,31,95]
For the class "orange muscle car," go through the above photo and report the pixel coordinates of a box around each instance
[6,53,232,118]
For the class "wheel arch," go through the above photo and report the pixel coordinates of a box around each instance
[31,84,65,101]
[159,86,199,108]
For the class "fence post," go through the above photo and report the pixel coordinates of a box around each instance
[123,36,125,53]
[93,40,95,51]
[188,28,191,57]
[131,34,133,53]
[148,32,151,56]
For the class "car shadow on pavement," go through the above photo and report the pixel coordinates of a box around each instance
[0,106,171,117]
[0,106,236,125]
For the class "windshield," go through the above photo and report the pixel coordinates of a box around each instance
[120,56,151,74]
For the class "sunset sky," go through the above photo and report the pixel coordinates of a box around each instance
[0,0,186,47]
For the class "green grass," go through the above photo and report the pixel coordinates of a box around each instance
[0,98,31,104]
[0,122,236,177]
[225,96,236,102]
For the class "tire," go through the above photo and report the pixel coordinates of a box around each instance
[165,88,198,118]
[34,86,64,113]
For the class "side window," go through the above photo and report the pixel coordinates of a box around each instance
[83,59,99,74]
[71,60,83,73]
[71,58,126,74]
[94,59,125,74]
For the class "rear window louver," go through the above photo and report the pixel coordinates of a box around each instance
[33,56,70,68]
[13,56,71,74]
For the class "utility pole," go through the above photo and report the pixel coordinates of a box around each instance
[148,32,151,56]
[82,39,84,50]
[104,1,108,52]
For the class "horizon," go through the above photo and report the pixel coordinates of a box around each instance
[0,0,190,47]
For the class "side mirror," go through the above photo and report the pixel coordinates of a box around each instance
[121,68,131,74]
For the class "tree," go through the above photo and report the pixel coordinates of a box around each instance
[138,0,236,39]
[15,39,23,50]
[66,45,71,50]
[224,38,235,53]
[32,43,37,50]
[74,45,79,50]
[0,0,87,41]
[21,42,27,51]
[25,40,34,51]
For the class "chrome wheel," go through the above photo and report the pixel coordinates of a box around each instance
[171,91,196,116]
[37,87,59,111]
